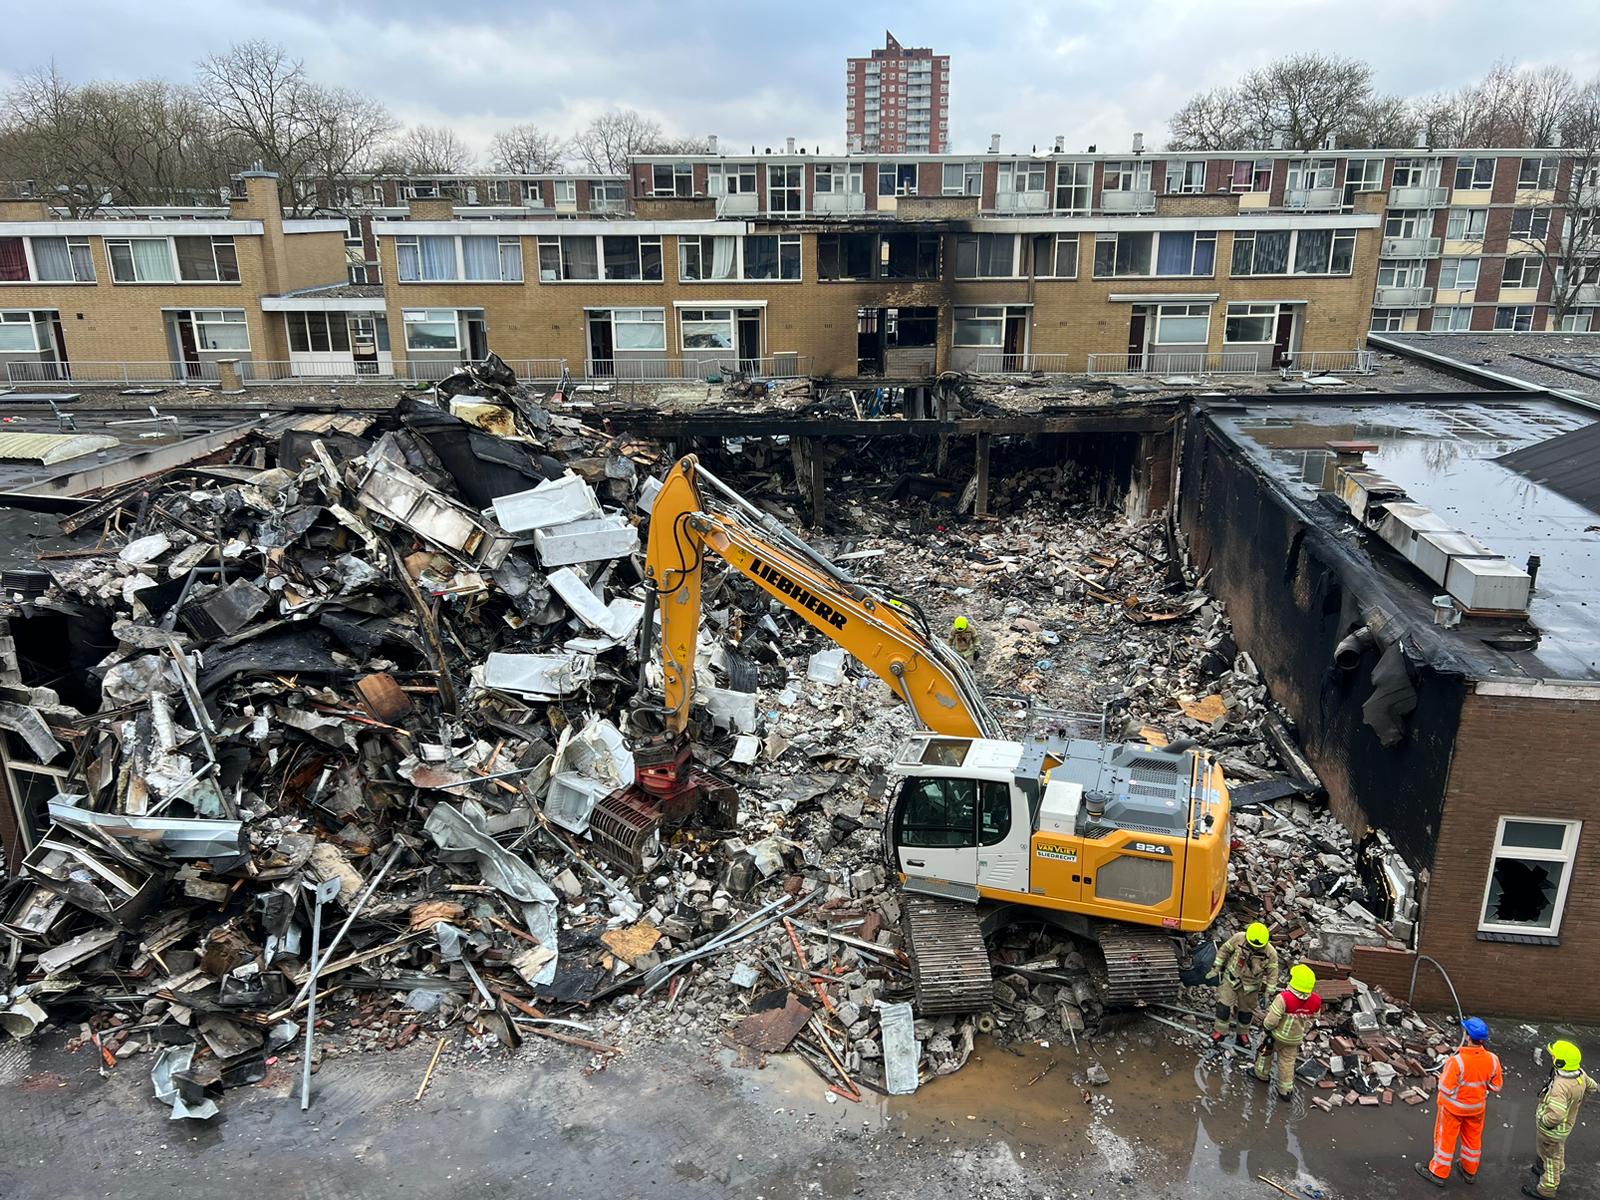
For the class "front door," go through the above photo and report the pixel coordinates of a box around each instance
[1127,309,1148,368]
[975,782,1033,895]
[466,315,488,362]
[175,315,201,379]
[1272,310,1296,368]
[1003,310,1028,371]
[736,309,762,372]
[890,774,980,902]
[588,314,614,377]
[857,308,884,375]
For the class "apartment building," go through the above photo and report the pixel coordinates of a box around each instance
[370,182,1382,380]
[846,32,950,154]
[0,172,356,384]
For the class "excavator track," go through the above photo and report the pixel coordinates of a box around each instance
[1096,928,1181,1006]
[901,894,993,1015]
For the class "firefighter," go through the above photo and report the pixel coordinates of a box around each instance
[1212,922,1280,1049]
[1524,1039,1598,1198]
[1415,1016,1502,1187]
[1255,964,1321,1100]
[950,616,979,663]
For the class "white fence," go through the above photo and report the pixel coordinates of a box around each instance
[6,358,573,386]
[1291,350,1377,374]
[582,356,810,381]
[971,353,1076,374]
[1085,350,1264,376]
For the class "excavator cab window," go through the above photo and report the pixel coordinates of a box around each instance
[896,777,979,849]
[978,783,1012,847]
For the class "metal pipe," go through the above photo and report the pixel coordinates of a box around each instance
[289,842,403,1009]
[1407,953,1464,1029]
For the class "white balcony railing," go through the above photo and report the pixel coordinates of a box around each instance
[4,357,572,386]
[993,190,1050,213]
[588,198,628,215]
[714,193,759,216]
[584,355,810,381]
[1381,236,1442,258]
[1284,187,1342,209]
[1389,185,1449,208]
[1375,286,1434,306]
[1099,190,1156,213]
[1085,350,1263,376]
[812,192,867,214]
[971,352,1074,374]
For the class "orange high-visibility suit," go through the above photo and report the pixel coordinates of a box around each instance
[1429,1042,1503,1180]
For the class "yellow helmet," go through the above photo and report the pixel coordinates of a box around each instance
[953,616,970,631]
[1288,964,1316,996]
[1550,1039,1583,1070]
[1246,922,1270,948]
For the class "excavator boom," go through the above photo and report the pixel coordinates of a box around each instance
[646,455,998,740]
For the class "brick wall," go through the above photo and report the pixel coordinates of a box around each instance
[1411,688,1600,1020]
[379,224,1382,378]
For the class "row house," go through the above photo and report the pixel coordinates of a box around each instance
[0,172,369,385]
[367,191,1382,380]
[628,145,1599,335]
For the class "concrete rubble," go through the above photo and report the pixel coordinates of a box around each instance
[0,356,1446,1116]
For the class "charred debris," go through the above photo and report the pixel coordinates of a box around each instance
[0,357,1440,1116]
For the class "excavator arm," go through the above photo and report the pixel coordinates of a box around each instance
[645,455,1000,740]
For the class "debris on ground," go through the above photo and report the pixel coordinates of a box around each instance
[0,355,1438,1114]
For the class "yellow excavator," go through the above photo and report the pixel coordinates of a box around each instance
[588,454,1233,1010]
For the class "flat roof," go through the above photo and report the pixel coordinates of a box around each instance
[1375,331,1600,406]
[1204,394,1600,683]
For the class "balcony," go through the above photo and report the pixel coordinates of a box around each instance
[812,192,866,214]
[993,190,1049,213]
[1375,286,1434,306]
[1389,185,1449,208]
[1099,190,1156,213]
[1380,236,1442,258]
[715,193,759,217]
[1284,187,1341,209]
[588,198,627,215]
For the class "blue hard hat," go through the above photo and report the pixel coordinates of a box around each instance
[1462,1016,1490,1042]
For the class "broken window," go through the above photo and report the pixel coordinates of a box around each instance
[679,307,736,350]
[1480,817,1580,936]
[1027,233,1078,278]
[877,162,918,197]
[954,233,1015,278]
[817,233,936,280]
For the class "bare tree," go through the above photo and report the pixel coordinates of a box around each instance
[570,109,663,173]
[1236,54,1376,150]
[489,123,565,174]
[196,40,395,213]
[1346,94,1422,150]
[391,124,474,175]
[1418,61,1577,148]
[1516,81,1600,327]
[1166,87,1252,150]
[646,135,713,156]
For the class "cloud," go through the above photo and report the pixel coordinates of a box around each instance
[4,0,1598,159]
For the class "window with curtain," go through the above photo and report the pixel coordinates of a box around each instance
[1233,230,1291,275]
[418,236,458,281]
[561,237,599,280]
[0,238,26,281]
[396,239,421,281]
[1156,232,1195,276]
[132,239,175,282]
[1294,229,1333,274]
[498,238,523,281]
[30,238,73,281]
[462,236,499,280]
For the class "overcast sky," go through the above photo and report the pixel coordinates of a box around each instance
[8,0,1600,159]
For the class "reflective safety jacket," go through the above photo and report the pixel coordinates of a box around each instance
[1437,1043,1503,1116]
[1263,988,1322,1046]
[1218,931,1280,994]
[1537,1069,1599,1140]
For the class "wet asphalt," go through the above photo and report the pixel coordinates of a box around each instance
[0,1019,1594,1200]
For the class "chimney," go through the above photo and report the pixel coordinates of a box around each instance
[708,134,719,155]
[1323,133,1338,150]
[1053,135,1065,153]
[849,133,863,154]
[1131,132,1145,154]
[988,134,1001,154]
[786,136,796,155]
[1270,131,1286,149]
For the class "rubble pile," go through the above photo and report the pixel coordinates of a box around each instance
[0,361,1436,1115]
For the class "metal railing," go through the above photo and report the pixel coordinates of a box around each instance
[582,355,810,381]
[1381,236,1442,258]
[1099,190,1156,213]
[971,352,1075,374]
[993,190,1051,213]
[1375,285,1434,306]
[812,193,867,215]
[1290,349,1377,374]
[1085,350,1263,376]
[1284,187,1342,210]
[1389,185,1449,208]
[5,357,573,387]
